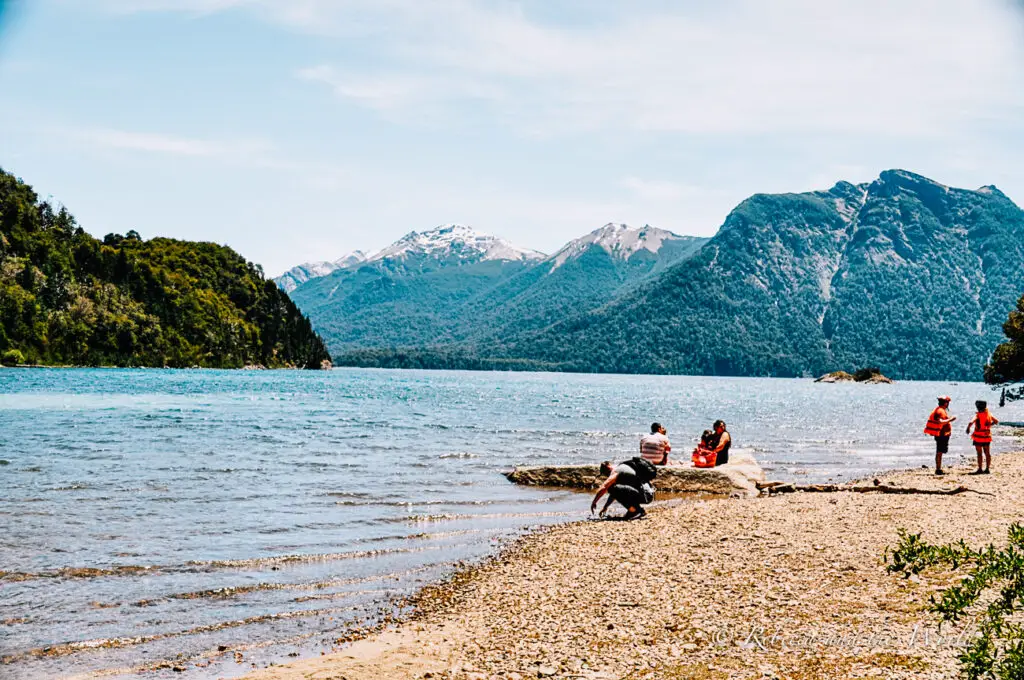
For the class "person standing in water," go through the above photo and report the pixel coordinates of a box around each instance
[966,400,998,475]
[924,396,956,475]
[708,420,731,466]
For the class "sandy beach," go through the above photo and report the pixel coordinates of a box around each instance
[245,454,1024,680]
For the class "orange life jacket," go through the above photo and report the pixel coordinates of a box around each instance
[692,446,717,468]
[924,407,949,437]
[972,411,993,445]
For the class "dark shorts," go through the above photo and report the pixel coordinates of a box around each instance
[609,484,645,510]
[935,435,950,454]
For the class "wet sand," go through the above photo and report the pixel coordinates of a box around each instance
[245,453,1024,680]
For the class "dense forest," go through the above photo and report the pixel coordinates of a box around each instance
[0,168,330,369]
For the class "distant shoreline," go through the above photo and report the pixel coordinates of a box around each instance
[0,363,328,370]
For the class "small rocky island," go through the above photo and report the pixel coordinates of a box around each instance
[815,367,893,384]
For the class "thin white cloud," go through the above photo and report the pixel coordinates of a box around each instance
[76,128,231,156]
[87,1,1024,138]
[62,126,358,184]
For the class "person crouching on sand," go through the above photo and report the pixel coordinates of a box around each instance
[640,422,672,465]
[591,459,655,520]
[924,396,956,475]
[966,400,998,475]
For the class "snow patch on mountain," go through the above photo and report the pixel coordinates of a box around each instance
[550,223,682,269]
[368,224,544,264]
[275,251,367,292]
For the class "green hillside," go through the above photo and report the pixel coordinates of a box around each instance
[0,168,330,369]
[460,231,708,345]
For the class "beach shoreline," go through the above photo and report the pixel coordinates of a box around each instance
[242,452,1024,680]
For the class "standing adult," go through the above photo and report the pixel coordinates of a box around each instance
[924,396,956,475]
[640,422,672,465]
[708,420,731,466]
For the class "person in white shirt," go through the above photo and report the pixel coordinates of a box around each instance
[639,422,672,465]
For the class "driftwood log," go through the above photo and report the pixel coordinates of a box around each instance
[757,479,994,497]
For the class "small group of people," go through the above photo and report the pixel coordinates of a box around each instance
[925,395,998,476]
[639,420,731,468]
[590,420,733,520]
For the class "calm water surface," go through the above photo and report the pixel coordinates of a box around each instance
[1,368,1020,679]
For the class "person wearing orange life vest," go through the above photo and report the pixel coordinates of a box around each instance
[965,400,999,475]
[924,395,956,475]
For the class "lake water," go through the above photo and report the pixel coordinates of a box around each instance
[2,368,1020,679]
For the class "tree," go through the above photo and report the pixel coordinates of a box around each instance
[984,294,1024,400]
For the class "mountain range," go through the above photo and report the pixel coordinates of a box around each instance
[280,170,1024,381]
[284,223,705,357]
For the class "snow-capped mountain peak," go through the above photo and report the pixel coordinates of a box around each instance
[333,250,367,268]
[273,250,367,292]
[550,223,683,268]
[368,224,545,264]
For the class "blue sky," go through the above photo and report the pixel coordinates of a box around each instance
[2,0,1024,275]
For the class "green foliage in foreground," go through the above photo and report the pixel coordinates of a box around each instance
[0,168,330,368]
[985,295,1024,401]
[886,525,1024,679]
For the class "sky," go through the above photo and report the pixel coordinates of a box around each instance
[2,0,1024,276]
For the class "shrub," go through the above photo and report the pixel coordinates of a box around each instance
[1,348,25,366]
[853,366,883,382]
[886,525,1024,679]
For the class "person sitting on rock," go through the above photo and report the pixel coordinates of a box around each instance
[707,420,732,466]
[640,422,672,465]
[591,458,656,520]
[692,429,717,468]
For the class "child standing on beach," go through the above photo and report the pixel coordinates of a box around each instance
[924,396,956,475]
[966,400,998,475]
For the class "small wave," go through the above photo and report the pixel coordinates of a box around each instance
[333,499,506,507]
[186,545,441,570]
[0,604,363,664]
[2,545,446,583]
[438,452,478,459]
[132,564,442,605]
[384,510,578,524]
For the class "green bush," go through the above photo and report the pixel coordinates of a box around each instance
[886,525,1024,679]
[1,348,25,366]
[853,366,883,381]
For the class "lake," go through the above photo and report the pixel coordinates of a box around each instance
[1,368,1019,679]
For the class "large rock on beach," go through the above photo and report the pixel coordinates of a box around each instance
[504,453,765,498]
